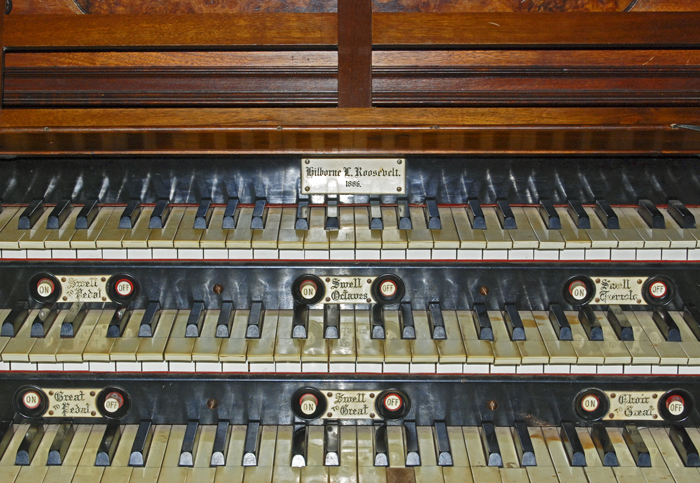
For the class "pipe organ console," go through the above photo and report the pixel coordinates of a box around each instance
[3,1,700,482]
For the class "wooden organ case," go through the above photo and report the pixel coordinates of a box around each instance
[1,1,700,481]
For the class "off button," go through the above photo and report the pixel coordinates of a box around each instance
[383,393,403,412]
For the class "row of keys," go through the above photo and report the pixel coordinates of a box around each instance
[3,306,700,375]
[0,421,699,483]
[1,202,699,255]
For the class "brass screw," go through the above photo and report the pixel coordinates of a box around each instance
[610,393,616,398]
[479,286,489,296]
[487,400,498,411]
[63,296,68,301]
[305,187,310,192]
[653,414,658,419]
[369,393,375,398]
[637,300,642,304]
[276,126,283,131]
[370,413,376,418]
[207,399,218,410]
[638,279,643,284]
[327,392,333,397]
[305,160,310,164]
[327,412,332,417]
[102,297,107,301]
[61,277,67,282]
[609,413,615,419]
[90,391,96,397]
[595,278,600,283]
[101,277,106,282]
[397,160,402,164]
[397,187,402,192]
[595,298,600,303]
[326,278,331,282]
[49,391,54,396]
[49,410,54,415]
[91,411,96,416]
[213,284,223,294]
[326,297,331,302]
[652,394,658,399]
[367,279,372,284]
[367,298,372,303]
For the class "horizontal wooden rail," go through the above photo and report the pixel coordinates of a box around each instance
[1,107,699,154]
[3,14,338,48]
[372,13,700,47]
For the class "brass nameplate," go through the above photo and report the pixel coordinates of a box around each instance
[57,275,111,303]
[42,389,101,418]
[301,158,406,195]
[320,276,377,304]
[603,391,660,421]
[592,277,648,305]
[320,391,382,420]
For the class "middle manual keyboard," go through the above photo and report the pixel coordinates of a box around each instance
[1,201,700,262]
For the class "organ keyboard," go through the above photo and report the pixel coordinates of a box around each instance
[3,2,700,482]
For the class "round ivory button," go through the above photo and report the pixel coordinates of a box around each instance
[580,394,600,413]
[299,394,318,415]
[666,395,685,416]
[37,278,55,297]
[115,279,134,297]
[104,392,124,413]
[383,393,402,412]
[300,280,318,300]
[380,280,397,297]
[22,391,41,410]
[569,281,588,301]
[649,281,667,299]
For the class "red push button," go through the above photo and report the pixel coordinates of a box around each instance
[383,393,403,412]
[115,279,134,297]
[666,395,685,416]
[649,281,668,299]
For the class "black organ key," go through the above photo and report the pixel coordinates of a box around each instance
[129,421,154,467]
[426,199,441,230]
[185,302,206,338]
[513,421,536,467]
[95,423,122,466]
[472,303,493,341]
[622,424,650,467]
[291,424,307,467]
[243,421,261,466]
[637,199,665,229]
[428,302,446,340]
[548,304,572,341]
[246,302,264,339]
[578,305,604,341]
[370,198,383,230]
[404,421,420,467]
[179,421,199,467]
[370,304,385,340]
[61,302,87,338]
[0,422,14,462]
[295,201,309,230]
[682,305,700,341]
[216,302,235,338]
[210,420,230,466]
[149,199,171,229]
[560,422,586,467]
[539,199,561,230]
[16,422,44,466]
[251,199,267,229]
[595,200,619,229]
[19,199,45,230]
[31,303,58,338]
[400,302,416,339]
[324,422,340,466]
[481,422,502,467]
[653,308,681,342]
[47,199,73,229]
[503,304,526,341]
[1,301,29,337]
[107,307,130,338]
[567,199,591,229]
[75,198,99,229]
[591,423,618,467]
[324,305,339,339]
[467,199,487,230]
[193,198,213,229]
[398,199,412,230]
[138,301,161,338]
[374,423,388,467]
[496,200,517,229]
[325,199,339,231]
[47,422,74,466]
[435,421,453,466]
[292,305,308,339]
[670,425,700,467]
[119,199,142,229]
[668,199,696,229]
[606,306,634,341]
[222,198,239,230]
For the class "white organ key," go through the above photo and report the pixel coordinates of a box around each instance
[407,206,435,249]
[554,207,592,249]
[432,207,461,250]
[248,310,279,370]
[632,311,687,366]
[192,310,223,363]
[219,310,250,366]
[244,426,277,483]
[522,206,566,249]
[358,426,386,482]
[618,207,671,249]
[540,427,588,483]
[43,424,92,483]
[136,310,177,362]
[495,426,528,483]
[274,309,301,370]
[328,206,355,250]
[482,208,513,249]
[531,311,577,366]
[659,208,699,248]
[380,206,407,249]
[2,309,39,362]
[29,309,69,363]
[456,310,494,367]
[582,207,619,249]
[574,427,618,483]
[72,425,109,483]
[507,207,540,249]
[272,426,299,482]
[129,425,171,483]
[489,311,522,365]
[451,207,487,250]
[593,311,632,365]
[566,311,605,366]
[648,427,700,483]
[384,309,411,369]
[462,426,500,483]
[300,309,328,371]
[109,310,146,361]
[437,311,467,366]
[517,311,550,366]
[669,311,700,365]
[525,427,559,483]
[414,426,444,483]
[329,309,356,372]
[636,428,680,483]
[443,427,474,483]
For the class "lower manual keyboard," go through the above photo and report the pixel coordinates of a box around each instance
[1,422,699,483]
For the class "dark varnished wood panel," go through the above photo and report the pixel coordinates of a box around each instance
[4,14,338,47]
[338,0,372,107]
[373,12,700,46]
[372,0,627,12]
[372,50,700,107]
[1,107,699,154]
[4,51,338,107]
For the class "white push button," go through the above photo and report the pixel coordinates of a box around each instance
[379,280,397,297]
[22,391,41,410]
[383,393,402,412]
[666,395,685,416]
[37,278,55,297]
[580,394,600,413]
[299,394,318,415]
[649,281,667,299]
[104,392,124,413]
[300,280,318,300]
[569,280,588,301]
[115,279,134,297]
